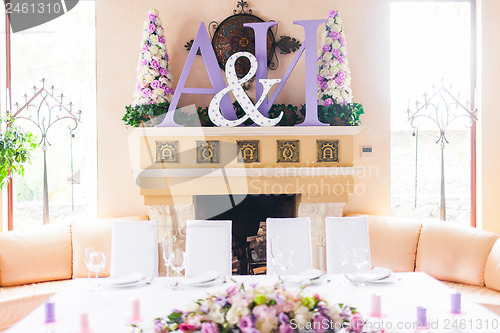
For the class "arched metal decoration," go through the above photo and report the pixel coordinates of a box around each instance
[12,79,81,225]
[184,0,301,79]
[407,81,477,221]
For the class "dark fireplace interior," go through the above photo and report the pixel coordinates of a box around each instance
[194,194,298,274]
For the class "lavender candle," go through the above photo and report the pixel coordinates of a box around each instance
[44,300,55,324]
[416,306,427,328]
[451,291,461,314]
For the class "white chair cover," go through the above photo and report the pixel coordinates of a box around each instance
[110,220,158,278]
[266,217,312,275]
[325,216,371,274]
[185,220,232,276]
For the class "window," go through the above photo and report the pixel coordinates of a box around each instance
[2,2,96,230]
[391,1,475,226]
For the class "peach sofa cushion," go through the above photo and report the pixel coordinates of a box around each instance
[72,220,112,278]
[416,222,499,286]
[0,280,71,331]
[0,224,72,287]
[484,239,500,291]
[367,215,422,272]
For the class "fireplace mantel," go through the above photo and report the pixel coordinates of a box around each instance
[130,126,364,205]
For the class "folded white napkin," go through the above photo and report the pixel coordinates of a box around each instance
[107,272,145,286]
[183,271,221,286]
[347,267,393,283]
[284,268,324,284]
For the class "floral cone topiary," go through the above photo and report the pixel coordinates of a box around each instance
[123,8,174,127]
[317,10,363,125]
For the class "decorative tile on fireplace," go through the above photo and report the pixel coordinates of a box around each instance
[277,140,300,163]
[156,141,179,163]
[196,140,220,163]
[237,140,259,163]
[317,140,339,162]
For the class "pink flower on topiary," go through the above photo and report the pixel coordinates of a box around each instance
[320,81,328,90]
[339,37,346,47]
[317,75,324,84]
[159,68,168,76]
[158,36,165,44]
[330,31,341,40]
[327,10,337,18]
[142,88,151,97]
[148,13,157,21]
[150,60,160,70]
[322,44,331,53]
[324,98,334,106]
[148,23,156,33]
[140,58,148,66]
[338,56,345,64]
[151,80,162,89]
[332,49,341,58]
[165,53,169,62]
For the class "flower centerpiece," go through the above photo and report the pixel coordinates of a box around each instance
[317,10,363,126]
[123,8,174,127]
[151,283,373,333]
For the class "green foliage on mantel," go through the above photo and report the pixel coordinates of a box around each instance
[123,101,363,127]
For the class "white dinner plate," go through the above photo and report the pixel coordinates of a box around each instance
[346,267,393,283]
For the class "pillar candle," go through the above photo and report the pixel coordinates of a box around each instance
[451,291,461,314]
[416,306,427,328]
[79,313,90,332]
[45,300,56,324]
[131,298,141,321]
[371,294,382,317]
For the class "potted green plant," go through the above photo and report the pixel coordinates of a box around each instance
[0,116,38,188]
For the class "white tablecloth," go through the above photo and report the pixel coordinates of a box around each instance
[8,273,500,333]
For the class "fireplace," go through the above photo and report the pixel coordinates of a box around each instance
[135,126,363,273]
[194,194,297,274]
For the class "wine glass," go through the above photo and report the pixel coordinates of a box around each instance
[169,250,186,288]
[162,237,174,278]
[88,251,106,289]
[269,236,294,280]
[84,247,94,279]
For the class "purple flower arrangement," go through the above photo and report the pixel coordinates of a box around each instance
[317,10,353,107]
[132,8,174,106]
[153,283,373,333]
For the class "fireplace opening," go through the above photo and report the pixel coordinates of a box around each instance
[194,194,298,274]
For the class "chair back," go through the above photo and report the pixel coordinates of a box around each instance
[266,217,312,275]
[185,220,232,276]
[110,220,158,278]
[325,216,371,274]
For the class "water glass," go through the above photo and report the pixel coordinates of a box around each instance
[84,247,94,279]
[88,251,106,289]
[169,250,186,278]
[162,237,174,278]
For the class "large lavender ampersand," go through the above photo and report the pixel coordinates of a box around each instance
[208,52,283,127]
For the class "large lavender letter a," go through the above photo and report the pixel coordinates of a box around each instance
[157,23,233,127]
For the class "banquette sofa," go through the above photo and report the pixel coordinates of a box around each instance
[1,215,500,331]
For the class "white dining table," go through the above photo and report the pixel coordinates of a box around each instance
[8,272,500,333]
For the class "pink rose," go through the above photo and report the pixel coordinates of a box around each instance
[148,24,156,33]
[348,312,364,333]
[279,323,293,333]
[159,68,168,76]
[320,81,328,91]
[150,60,160,70]
[338,56,345,64]
[322,44,331,53]
[332,49,341,58]
[323,98,334,106]
[330,31,341,40]
[339,37,346,47]
[148,14,157,22]
[335,76,344,85]
[142,88,151,97]
[200,322,219,333]
[158,36,166,44]
[151,80,162,89]
[238,315,255,333]
[179,323,196,332]
[327,10,338,18]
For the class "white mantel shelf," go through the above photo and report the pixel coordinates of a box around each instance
[140,166,363,178]
[134,126,364,136]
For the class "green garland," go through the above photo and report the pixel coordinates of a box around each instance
[123,102,363,127]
